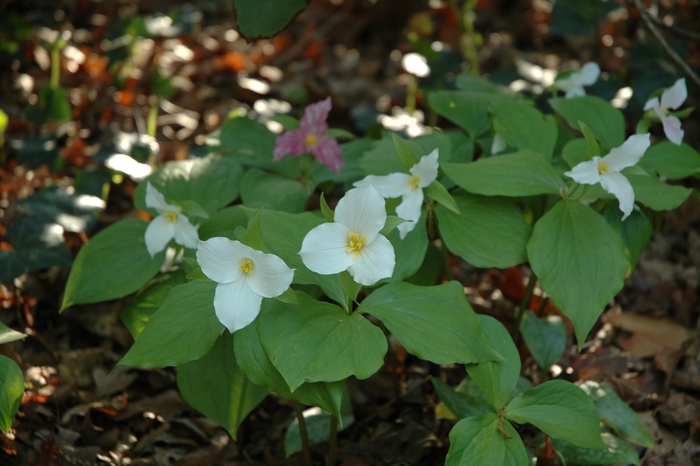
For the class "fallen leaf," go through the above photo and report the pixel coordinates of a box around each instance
[603,311,694,358]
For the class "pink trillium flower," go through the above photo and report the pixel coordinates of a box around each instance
[643,78,687,146]
[273,97,344,173]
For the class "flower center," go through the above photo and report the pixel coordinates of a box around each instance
[164,211,179,223]
[409,175,421,189]
[305,134,318,147]
[658,105,668,115]
[598,162,609,175]
[346,232,366,258]
[239,258,254,275]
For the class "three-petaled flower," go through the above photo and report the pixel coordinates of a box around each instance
[354,149,439,239]
[299,185,395,286]
[144,182,198,257]
[197,238,294,333]
[273,97,344,173]
[554,62,600,99]
[564,133,651,220]
[644,78,687,146]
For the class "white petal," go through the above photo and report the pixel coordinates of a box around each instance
[172,215,199,249]
[603,134,650,171]
[565,86,585,99]
[643,97,660,111]
[396,188,424,223]
[354,174,412,198]
[411,149,439,188]
[299,223,354,275]
[564,158,601,185]
[214,280,263,333]
[245,249,294,298]
[146,182,178,213]
[600,171,635,220]
[334,186,387,243]
[660,78,687,110]
[491,134,507,155]
[662,115,684,146]
[197,237,249,284]
[348,234,395,286]
[572,62,600,86]
[397,220,417,240]
[145,215,175,257]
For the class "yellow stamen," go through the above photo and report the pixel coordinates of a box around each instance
[239,259,254,275]
[164,211,178,223]
[409,175,421,189]
[598,162,609,175]
[305,134,317,147]
[659,105,668,115]
[346,232,366,258]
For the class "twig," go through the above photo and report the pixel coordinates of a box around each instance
[644,9,700,41]
[630,0,700,88]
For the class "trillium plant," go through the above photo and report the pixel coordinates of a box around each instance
[60,68,697,466]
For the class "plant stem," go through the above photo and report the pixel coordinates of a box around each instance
[439,239,454,281]
[406,75,417,114]
[293,401,312,466]
[50,47,61,90]
[514,271,537,332]
[327,415,338,466]
[147,99,159,138]
[449,0,480,75]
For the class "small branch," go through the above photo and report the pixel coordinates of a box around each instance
[630,0,700,88]
[293,401,313,466]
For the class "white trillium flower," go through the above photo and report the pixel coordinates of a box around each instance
[491,134,507,155]
[144,182,198,257]
[299,185,395,286]
[354,149,439,239]
[554,62,600,99]
[564,133,651,220]
[197,238,294,333]
[643,78,687,146]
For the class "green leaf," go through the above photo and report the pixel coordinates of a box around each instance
[257,292,387,391]
[12,135,60,169]
[7,218,72,271]
[0,322,25,345]
[602,204,652,270]
[425,180,460,213]
[240,169,309,213]
[177,333,268,439]
[325,128,355,140]
[271,115,299,130]
[359,281,500,365]
[61,219,165,311]
[579,121,600,158]
[550,97,624,151]
[443,150,565,197]
[240,208,264,251]
[520,311,567,370]
[0,251,24,285]
[628,174,692,211]
[319,193,335,223]
[26,85,71,125]
[553,432,641,466]
[380,216,405,236]
[384,212,428,282]
[436,192,532,268]
[466,315,520,410]
[562,139,588,169]
[428,90,495,138]
[578,381,654,448]
[505,380,605,449]
[119,281,224,368]
[285,409,354,458]
[17,186,105,233]
[198,206,249,241]
[445,414,528,466]
[454,72,520,98]
[134,155,244,215]
[177,200,209,220]
[234,319,344,420]
[490,101,558,161]
[431,377,494,419]
[359,133,452,176]
[527,201,628,346]
[121,270,187,339]
[393,133,422,168]
[234,0,307,38]
[0,356,23,433]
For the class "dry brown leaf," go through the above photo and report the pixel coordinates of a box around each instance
[603,311,694,358]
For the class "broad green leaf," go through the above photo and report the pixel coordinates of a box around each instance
[12,135,60,169]
[17,187,105,233]
[628,174,692,211]
[602,204,652,270]
[257,292,387,391]
[505,380,605,450]
[61,219,165,311]
[312,138,374,184]
[428,90,495,138]
[436,192,531,268]
[425,180,460,213]
[198,206,249,241]
[520,311,567,370]
[0,250,24,285]
[177,200,209,220]
[454,72,520,98]
[119,281,224,368]
[234,0,306,38]
[234,319,344,420]
[0,322,25,345]
[446,131,475,163]
[359,281,500,365]
[272,115,299,130]
[393,133,420,168]
[579,121,600,158]
[26,85,71,125]
[240,208,263,251]
[490,101,558,161]
[319,193,335,222]
[527,201,628,346]
[177,333,268,439]
[445,414,528,466]
[443,150,565,197]
[359,133,451,176]
[431,377,493,419]
[550,97,624,151]
[285,409,354,458]
[325,128,355,140]
[134,155,244,215]
[639,142,700,179]
[121,270,187,339]
[467,315,520,410]
[579,381,654,448]
[553,432,641,466]
[0,356,23,433]
[405,241,443,287]
[6,218,72,271]
[240,169,309,213]
[384,212,428,282]
[562,138,589,169]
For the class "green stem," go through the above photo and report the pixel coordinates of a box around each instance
[50,47,61,90]
[378,321,402,404]
[440,239,454,281]
[514,272,537,332]
[293,401,312,466]
[449,0,480,75]
[147,99,159,138]
[406,75,417,114]
[327,415,338,466]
